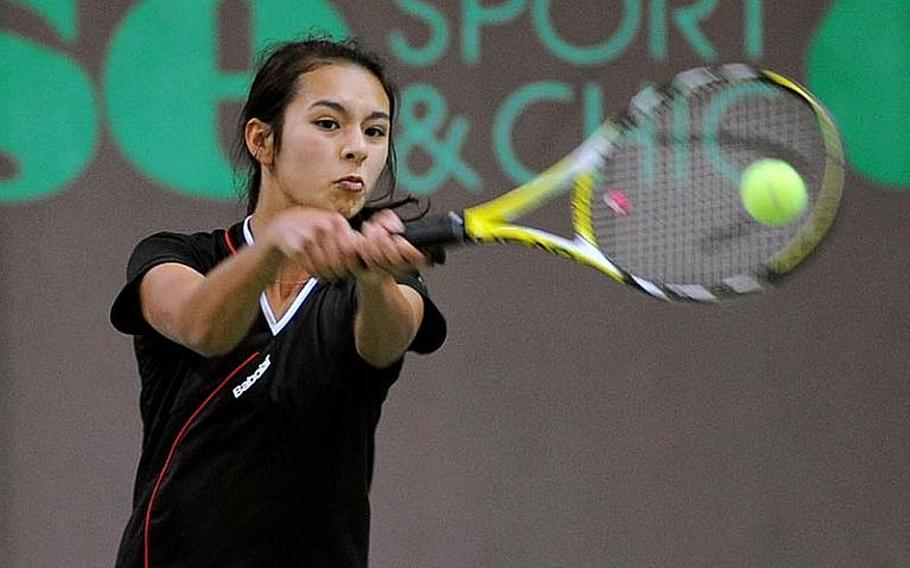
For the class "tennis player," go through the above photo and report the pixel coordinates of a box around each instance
[110,38,446,567]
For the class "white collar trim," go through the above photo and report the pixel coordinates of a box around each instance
[243,216,318,336]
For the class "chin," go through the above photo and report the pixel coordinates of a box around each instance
[336,199,366,219]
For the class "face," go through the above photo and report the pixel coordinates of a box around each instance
[255,62,391,218]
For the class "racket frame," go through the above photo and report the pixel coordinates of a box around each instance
[405,64,845,302]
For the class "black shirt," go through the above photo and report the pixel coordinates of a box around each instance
[110,219,446,567]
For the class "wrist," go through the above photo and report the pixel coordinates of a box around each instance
[355,268,396,289]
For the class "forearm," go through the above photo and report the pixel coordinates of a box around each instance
[143,242,284,357]
[353,272,424,368]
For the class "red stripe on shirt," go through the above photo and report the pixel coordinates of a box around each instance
[224,230,238,256]
[143,351,261,568]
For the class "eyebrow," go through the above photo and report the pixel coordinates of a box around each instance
[309,99,390,121]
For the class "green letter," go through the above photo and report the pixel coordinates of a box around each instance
[8,0,78,41]
[533,0,640,65]
[744,0,763,58]
[104,0,349,200]
[583,82,605,136]
[0,32,97,202]
[674,0,717,59]
[494,81,573,184]
[462,0,525,64]
[389,0,450,67]
[652,0,757,60]
[703,83,778,182]
[649,0,669,60]
[808,0,910,188]
[650,0,718,61]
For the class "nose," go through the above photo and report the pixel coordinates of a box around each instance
[341,130,368,163]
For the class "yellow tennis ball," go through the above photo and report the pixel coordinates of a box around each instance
[739,159,808,226]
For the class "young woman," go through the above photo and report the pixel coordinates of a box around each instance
[110,38,446,567]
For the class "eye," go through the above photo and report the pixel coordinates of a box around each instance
[365,125,387,138]
[314,119,340,130]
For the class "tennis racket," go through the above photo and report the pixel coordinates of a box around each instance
[403,63,845,302]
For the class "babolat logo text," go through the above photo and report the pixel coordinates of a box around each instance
[233,355,271,398]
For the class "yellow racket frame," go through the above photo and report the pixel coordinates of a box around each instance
[461,124,628,284]
[457,67,844,300]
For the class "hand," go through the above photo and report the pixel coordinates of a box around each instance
[259,207,364,280]
[355,209,429,280]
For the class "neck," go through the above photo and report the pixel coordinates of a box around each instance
[266,267,313,306]
[247,210,312,289]
[273,266,312,285]
[247,209,273,242]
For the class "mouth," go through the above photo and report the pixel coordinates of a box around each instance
[335,175,365,192]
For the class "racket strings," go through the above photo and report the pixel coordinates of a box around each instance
[589,78,829,289]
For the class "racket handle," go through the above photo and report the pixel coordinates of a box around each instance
[402,212,467,265]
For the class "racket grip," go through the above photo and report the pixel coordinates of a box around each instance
[402,212,466,265]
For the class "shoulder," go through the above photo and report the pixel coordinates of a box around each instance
[127,227,235,277]
[111,222,243,335]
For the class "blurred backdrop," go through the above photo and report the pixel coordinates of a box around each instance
[1,1,908,566]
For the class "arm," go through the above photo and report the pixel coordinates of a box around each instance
[139,243,282,357]
[354,273,425,368]
[353,209,431,368]
[140,208,367,357]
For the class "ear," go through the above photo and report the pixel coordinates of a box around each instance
[244,118,274,166]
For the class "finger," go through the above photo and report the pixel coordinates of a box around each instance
[320,215,370,277]
[390,234,430,268]
[366,233,428,274]
[367,213,432,268]
[337,230,368,274]
[365,209,405,234]
[301,229,353,280]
